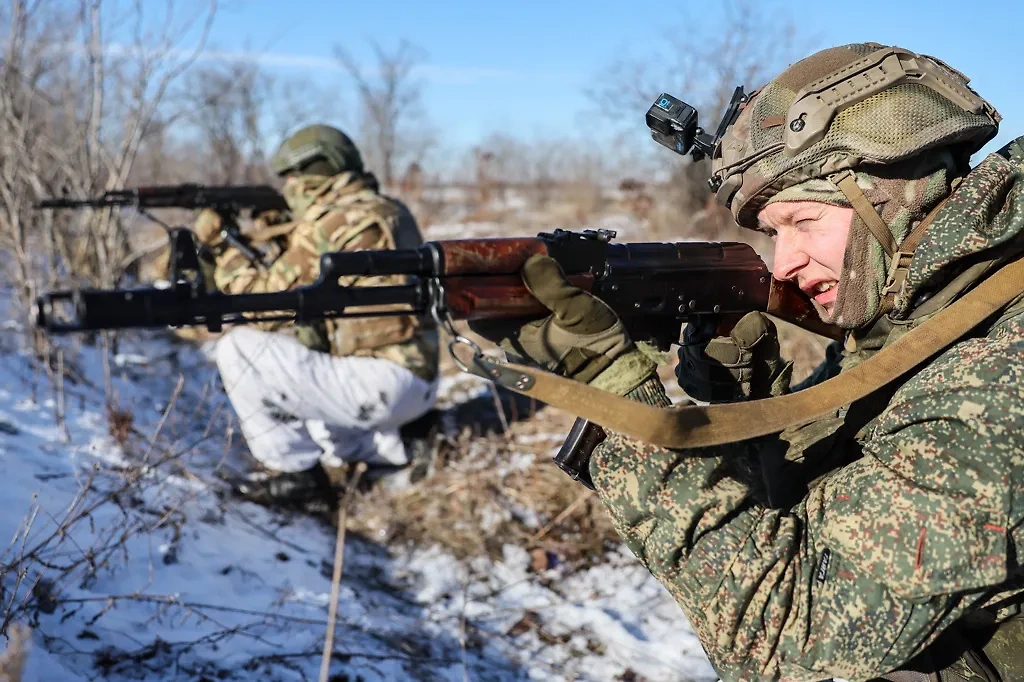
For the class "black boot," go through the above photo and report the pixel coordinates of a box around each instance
[229,463,334,508]
[358,410,444,492]
[400,409,443,484]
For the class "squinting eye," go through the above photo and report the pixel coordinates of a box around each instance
[765,228,778,238]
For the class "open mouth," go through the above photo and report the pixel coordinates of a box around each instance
[805,280,838,306]
[811,278,835,305]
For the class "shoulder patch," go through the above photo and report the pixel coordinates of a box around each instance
[816,548,832,584]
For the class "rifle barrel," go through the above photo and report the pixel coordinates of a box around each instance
[34,281,426,333]
[35,184,289,212]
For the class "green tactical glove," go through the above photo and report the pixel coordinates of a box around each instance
[468,254,657,395]
[676,311,793,403]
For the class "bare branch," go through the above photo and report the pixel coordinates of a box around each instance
[588,0,812,237]
[0,0,219,293]
[592,0,807,121]
[184,60,278,184]
[333,39,436,188]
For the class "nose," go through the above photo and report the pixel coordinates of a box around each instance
[771,231,809,281]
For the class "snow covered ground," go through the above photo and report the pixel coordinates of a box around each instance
[0,310,717,681]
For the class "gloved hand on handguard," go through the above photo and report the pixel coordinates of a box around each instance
[468,254,657,396]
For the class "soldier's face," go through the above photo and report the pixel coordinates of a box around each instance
[758,201,854,318]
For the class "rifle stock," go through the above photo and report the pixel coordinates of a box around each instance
[34,228,842,343]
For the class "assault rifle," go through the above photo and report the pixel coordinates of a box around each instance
[33,227,841,487]
[37,184,289,268]
[34,227,838,340]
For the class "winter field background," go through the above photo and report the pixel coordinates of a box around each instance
[0,209,749,682]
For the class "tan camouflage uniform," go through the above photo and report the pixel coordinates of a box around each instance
[588,45,1024,682]
[211,171,438,383]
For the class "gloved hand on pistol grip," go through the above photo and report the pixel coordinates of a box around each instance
[676,311,793,403]
[468,254,657,395]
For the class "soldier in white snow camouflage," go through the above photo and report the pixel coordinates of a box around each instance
[197,125,439,507]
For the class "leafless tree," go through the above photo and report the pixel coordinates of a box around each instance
[591,0,808,238]
[185,61,275,185]
[334,40,436,189]
[594,0,803,129]
[263,75,338,145]
[0,0,217,301]
[0,0,76,305]
[183,60,336,186]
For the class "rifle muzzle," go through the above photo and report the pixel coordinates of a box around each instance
[33,288,192,333]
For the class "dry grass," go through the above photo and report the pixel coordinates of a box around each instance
[0,625,29,682]
[347,325,829,569]
[348,405,621,566]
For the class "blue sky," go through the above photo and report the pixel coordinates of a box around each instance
[194,0,1019,161]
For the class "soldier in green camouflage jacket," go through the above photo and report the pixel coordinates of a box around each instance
[471,44,1024,680]
[197,125,439,506]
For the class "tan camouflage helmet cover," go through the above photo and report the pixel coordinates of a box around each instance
[270,124,364,177]
[710,43,1001,229]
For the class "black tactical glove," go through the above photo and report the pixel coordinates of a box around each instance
[676,311,792,403]
[469,254,656,395]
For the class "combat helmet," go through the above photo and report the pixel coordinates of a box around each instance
[709,43,1000,230]
[270,124,363,177]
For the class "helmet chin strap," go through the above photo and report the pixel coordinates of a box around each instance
[831,169,958,329]
[832,170,897,257]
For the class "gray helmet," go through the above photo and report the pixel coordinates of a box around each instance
[270,124,363,177]
[710,43,1000,229]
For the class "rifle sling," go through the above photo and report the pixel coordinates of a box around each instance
[467,256,1024,449]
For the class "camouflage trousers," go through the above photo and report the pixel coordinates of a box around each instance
[215,327,438,472]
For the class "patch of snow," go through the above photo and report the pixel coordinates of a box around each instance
[0,291,715,681]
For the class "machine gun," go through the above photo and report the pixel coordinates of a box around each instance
[37,184,290,268]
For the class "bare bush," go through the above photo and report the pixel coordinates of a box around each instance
[592,0,808,239]
[349,407,619,564]
[334,40,437,189]
[0,0,217,297]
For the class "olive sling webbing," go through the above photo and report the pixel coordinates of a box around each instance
[468,257,1024,449]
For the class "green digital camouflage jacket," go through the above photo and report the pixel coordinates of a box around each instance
[590,141,1024,681]
[212,171,439,383]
